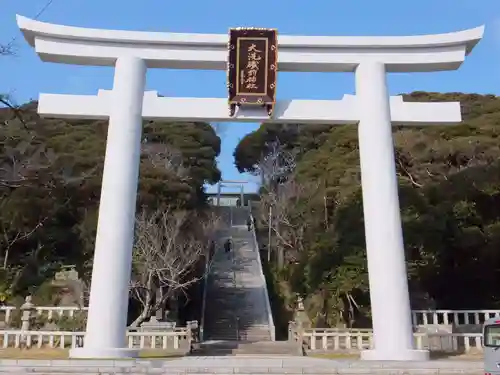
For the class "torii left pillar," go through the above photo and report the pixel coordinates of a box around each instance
[70,57,146,358]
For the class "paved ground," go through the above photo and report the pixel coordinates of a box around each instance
[0,355,484,374]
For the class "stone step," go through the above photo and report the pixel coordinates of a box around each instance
[206,329,271,335]
[205,325,270,330]
[193,341,298,356]
[205,329,270,335]
[205,336,241,341]
[206,315,268,320]
[205,323,271,328]
[206,332,271,338]
[240,329,272,334]
[205,334,271,341]
[205,327,271,334]
[206,326,271,331]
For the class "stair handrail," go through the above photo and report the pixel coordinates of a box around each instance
[236,315,240,341]
[232,252,238,289]
[248,204,276,341]
[231,226,240,341]
[200,227,217,342]
[199,249,209,341]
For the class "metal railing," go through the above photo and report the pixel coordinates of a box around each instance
[199,252,210,342]
[231,233,240,341]
[236,316,240,341]
[248,205,276,341]
[199,231,217,342]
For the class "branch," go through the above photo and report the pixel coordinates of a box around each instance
[395,152,423,188]
[142,143,190,179]
[271,226,294,249]
[258,139,296,187]
[0,95,27,128]
[0,43,15,57]
[2,216,49,270]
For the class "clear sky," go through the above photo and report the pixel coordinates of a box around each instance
[1,0,499,194]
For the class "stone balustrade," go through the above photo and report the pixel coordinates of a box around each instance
[0,306,89,327]
[297,328,373,351]
[0,326,484,355]
[0,303,494,357]
[412,309,500,325]
[292,327,483,354]
[34,306,89,320]
[0,307,15,326]
[0,329,191,350]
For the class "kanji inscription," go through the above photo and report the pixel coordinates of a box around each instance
[227,28,278,116]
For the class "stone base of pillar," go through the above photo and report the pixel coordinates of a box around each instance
[360,349,429,361]
[69,347,139,359]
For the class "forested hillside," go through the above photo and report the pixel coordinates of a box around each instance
[0,102,221,323]
[234,92,500,328]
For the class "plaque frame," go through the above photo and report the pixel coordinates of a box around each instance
[227,27,278,117]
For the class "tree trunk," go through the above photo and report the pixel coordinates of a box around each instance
[3,247,10,270]
[278,247,284,269]
[131,303,153,327]
[130,272,155,327]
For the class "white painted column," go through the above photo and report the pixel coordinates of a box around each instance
[355,62,428,361]
[70,57,146,359]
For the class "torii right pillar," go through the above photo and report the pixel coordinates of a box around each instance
[356,61,426,360]
[353,26,484,360]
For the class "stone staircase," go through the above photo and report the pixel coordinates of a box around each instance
[202,207,274,343]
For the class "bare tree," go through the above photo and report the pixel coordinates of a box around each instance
[0,124,76,277]
[141,142,190,180]
[2,217,47,270]
[0,43,15,57]
[129,207,220,327]
[256,145,308,267]
[259,177,318,267]
[0,45,26,128]
[258,140,296,189]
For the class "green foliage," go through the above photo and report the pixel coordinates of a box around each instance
[57,312,87,331]
[6,309,87,330]
[233,123,332,173]
[0,102,221,301]
[237,92,500,327]
[260,250,294,339]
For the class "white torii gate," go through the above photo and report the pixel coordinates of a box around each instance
[16,15,483,361]
[215,180,248,207]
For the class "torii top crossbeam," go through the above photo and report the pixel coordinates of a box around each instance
[17,15,483,72]
[219,180,249,184]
